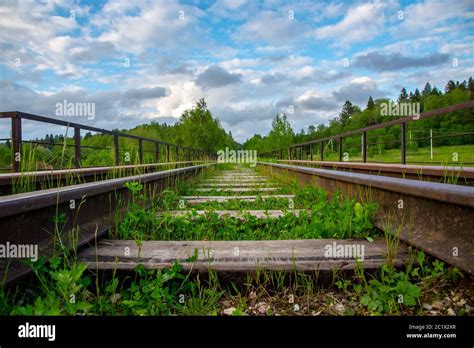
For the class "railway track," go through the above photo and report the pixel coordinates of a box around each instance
[1,161,473,287]
[0,161,206,196]
[258,161,474,274]
[276,160,474,185]
[78,166,410,273]
[0,162,213,284]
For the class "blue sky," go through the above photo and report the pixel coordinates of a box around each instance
[0,0,473,142]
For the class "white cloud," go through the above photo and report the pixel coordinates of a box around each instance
[393,0,474,38]
[314,1,391,47]
[234,10,308,44]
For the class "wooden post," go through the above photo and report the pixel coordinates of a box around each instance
[166,145,170,162]
[401,122,406,165]
[138,139,143,164]
[310,143,313,161]
[11,115,22,172]
[74,127,81,168]
[362,131,367,163]
[175,146,179,162]
[114,134,119,166]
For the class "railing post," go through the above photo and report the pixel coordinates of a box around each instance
[114,134,119,166]
[320,141,324,161]
[310,143,313,161]
[138,139,143,164]
[339,137,343,162]
[362,131,367,163]
[166,145,170,162]
[74,127,81,168]
[401,122,406,165]
[11,115,22,172]
[175,146,179,162]
[155,143,160,163]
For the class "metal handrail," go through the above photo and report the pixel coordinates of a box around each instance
[0,111,216,171]
[258,100,474,164]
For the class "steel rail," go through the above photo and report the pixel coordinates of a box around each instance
[0,163,216,284]
[0,161,208,195]
[275,160,474,185]
[258,161,474,274]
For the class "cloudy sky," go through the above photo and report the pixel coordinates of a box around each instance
[0,0,473,142]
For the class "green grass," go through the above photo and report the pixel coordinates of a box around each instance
[1,248,468,316]
[128,183,379,241]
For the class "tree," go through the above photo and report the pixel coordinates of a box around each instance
[432,86,442,96]
[468,77,474,98]
[445,80,456,93]
[366,96,375,110]
[176,98,233,152]
[268,113,294,150]
[339,100,355,127]
[414,88,421,101]
[398,87,408,103]
[422,82,432,97]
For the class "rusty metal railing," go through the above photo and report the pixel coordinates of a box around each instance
[0,111,216,172]
[259,100,474,165]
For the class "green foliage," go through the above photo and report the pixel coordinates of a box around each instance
[243,77,473,162]
[118,183,380,241]
[358,265,421,314]
[120,263,186,315]
[10,256,92,315]
[119,182,155,241]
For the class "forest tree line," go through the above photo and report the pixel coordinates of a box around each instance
[243,77,474,157]
[0,99,238,170]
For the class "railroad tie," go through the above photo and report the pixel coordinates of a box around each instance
[194,187,279,193]
[180,195,295,204]
[78,238,410,272]
[158,209,308,219]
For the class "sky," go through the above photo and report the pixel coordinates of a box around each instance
[0,0,473,143]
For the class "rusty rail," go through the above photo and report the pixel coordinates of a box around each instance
[275,160,474,185]
[0,162,215,284]
[258,161,474,274]
[0,161,206,195]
